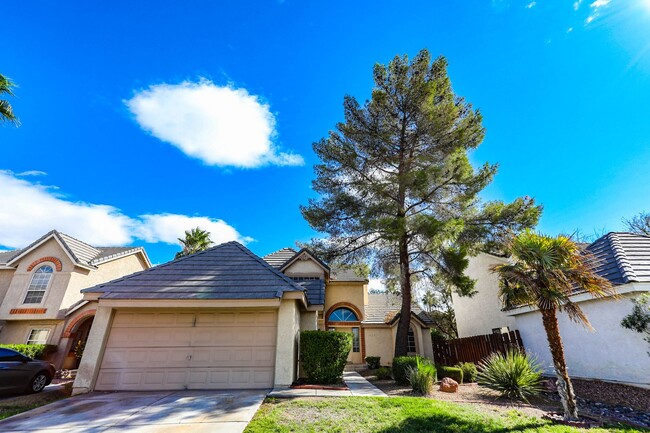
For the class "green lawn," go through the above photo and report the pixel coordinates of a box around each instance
[244,397,646,433]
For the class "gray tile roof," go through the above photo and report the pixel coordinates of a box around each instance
[83,241,308,302]
[0,230,149,268]
[0,250,20,265]
[292,278,325,305]
[330,267,369,282]
[364,293,434,326]
[587,232,650,284]
[263,248,297,268]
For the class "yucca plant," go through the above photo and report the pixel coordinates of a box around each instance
[406,357,436,395]
[477,349,542,401]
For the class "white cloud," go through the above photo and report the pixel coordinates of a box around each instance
[125,79,304,168]
[137,214,253,246]
[526,1,536,8]
[567,26,574,32]
[574,0,582,10]
[0,170,250,249]
[16,170,47,177]
[586,0,611,23]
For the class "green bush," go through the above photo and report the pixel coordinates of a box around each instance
[300,331,352,384]
[406,357,436,395]
[392,356,432,385]
[476,349,543,401]
[437,366,464,383]
[0,344,57,360]
[365,356,381,369]
[456,362,478,383]
[375,366,392,380]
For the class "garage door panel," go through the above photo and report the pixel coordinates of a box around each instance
[97,310,277,391]
[97,367,274,391]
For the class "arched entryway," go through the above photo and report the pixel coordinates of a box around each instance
[60,309,95,369]
[325,303,365,364]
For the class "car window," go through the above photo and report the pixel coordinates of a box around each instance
[0,348,21,361]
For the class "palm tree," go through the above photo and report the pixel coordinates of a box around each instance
[491,231,615,420]
[0,74,19,126]
[175,227,214,259]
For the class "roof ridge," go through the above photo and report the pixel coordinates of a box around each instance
[606,233,638,283]
[230,242,305,292]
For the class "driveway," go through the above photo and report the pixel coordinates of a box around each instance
[0,389,267,433]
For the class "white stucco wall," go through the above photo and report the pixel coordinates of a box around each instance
[513,291,650,386]
[452,253,516,337]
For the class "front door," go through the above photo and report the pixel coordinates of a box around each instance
[329,327,362,364]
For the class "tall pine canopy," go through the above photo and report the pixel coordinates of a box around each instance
[301,49,541,357]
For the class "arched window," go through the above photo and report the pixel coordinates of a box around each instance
[328,307,358,322]
[24,265,53,304]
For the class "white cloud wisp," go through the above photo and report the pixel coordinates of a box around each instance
[126,79,304,168]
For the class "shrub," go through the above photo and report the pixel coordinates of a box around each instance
[375,366,392,380]
[0,344,57,360]
[477,349,543,401]
[437,366,464,383]
[392,356,432,385]
[406,357,436,395]
[365,356,381,369]
[456,362,478,383]
[300,330,352,384]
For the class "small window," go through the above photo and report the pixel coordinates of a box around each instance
[351,327,360,353]
[26,329,49,345]
[407,328,417,353]
[328,307,358,322]
[24,265,53,304]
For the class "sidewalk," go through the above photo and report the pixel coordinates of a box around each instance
[268,371,387,397]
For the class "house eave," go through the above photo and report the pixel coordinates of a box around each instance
[505,282,650,316]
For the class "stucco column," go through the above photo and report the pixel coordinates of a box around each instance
[274,299,299,387]
[72,306,113,395]
[300,310,318,331]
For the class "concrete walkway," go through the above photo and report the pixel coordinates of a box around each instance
[269,371,386,397]
[0,390,267,433]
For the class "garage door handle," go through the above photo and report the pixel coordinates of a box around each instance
[186,355,192,360]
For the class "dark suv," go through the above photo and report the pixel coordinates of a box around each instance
[0,348,55,394]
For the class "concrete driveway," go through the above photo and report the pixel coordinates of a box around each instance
[0,390,267,433]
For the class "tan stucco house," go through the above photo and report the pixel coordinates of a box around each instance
[72,242,434,394]
[0,230,151,369]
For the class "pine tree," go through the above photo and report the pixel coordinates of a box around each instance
[301,49,541,357]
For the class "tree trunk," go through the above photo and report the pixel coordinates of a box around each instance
[540,307,579,420]
[394,233,412,357]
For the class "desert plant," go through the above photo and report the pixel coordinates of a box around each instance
[175,227,214,259]
[457,362,478,382]
[392,356,432,385]
[621,293,650,356]
[365,356,381,369]
[406,357,436,395]
[0,73,19,126]
[492,231,615,419]
[0,344,56,360]
[437,366,464,383]
[375,366,392,380]
[300,330,352,384]
[477,349,542,401]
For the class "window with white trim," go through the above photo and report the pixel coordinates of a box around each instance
[26,328,50,345]
[23,265,53,304]
[351,327,360,353]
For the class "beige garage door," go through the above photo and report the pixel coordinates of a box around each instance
[95,309,277,391]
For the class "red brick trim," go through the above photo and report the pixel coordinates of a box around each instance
[10,308,47,314]
[361,327,366,359]
[27,257,62,272]
[63,309,96,338]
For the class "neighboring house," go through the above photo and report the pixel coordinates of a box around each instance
[452,232,650,386]
[0,230,151,369]
[72,242,434,394]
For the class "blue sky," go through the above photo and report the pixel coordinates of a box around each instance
[3,0,650,264]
